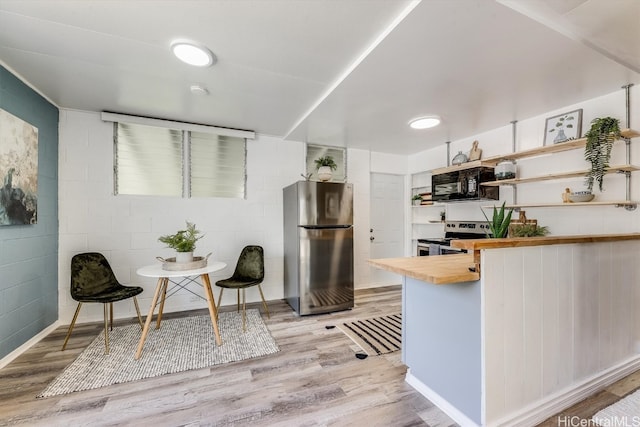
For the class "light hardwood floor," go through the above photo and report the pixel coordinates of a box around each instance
[2,285,639,427]
[0,286,456,427]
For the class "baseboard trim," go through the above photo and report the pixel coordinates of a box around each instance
[406,355,640,427]
[492,354,640,427]
[405,369,480,427]
[0,321,61,369]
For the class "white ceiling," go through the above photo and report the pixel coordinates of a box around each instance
[0,0,638,155]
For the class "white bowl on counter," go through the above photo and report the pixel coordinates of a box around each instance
[568,191,594,203]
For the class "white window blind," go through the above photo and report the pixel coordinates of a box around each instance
[114,123,246,198]
[115,123,183,196]
[190,132,246,198]
[305,144,347,182]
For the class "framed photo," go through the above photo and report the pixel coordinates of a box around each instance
[544,108,582,145]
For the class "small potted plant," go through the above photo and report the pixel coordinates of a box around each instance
[411,194,422,206]
[158,221,203,263]
[481,202,513,238]
[584,116,621,192]
[314,155,338,182]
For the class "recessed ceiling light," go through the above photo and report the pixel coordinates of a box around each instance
[409,115,441,129]
[171,40,216,67]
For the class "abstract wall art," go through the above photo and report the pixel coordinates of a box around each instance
[0,108,38,225]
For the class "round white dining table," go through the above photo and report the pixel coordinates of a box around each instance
[134,261,227,360]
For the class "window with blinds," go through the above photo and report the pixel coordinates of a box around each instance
[305,144,347,182]
[115,123,246,198]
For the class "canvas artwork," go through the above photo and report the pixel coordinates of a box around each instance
[0,109,38,225]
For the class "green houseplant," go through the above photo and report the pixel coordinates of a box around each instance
[314,155,338,182]
[411,194,422,206]
[584,117,621,192]
[509,223,550,237]
[158,221,203,262]
[481,201,513,238]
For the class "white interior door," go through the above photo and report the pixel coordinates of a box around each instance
[369,173,404,286]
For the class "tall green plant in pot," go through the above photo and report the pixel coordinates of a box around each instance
[482,201,513,238]
[584,117,621,192]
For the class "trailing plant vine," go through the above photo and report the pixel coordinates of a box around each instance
[584,117,621,192]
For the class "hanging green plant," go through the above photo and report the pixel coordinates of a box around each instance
[584,117,621,192]
[481,201,513,238]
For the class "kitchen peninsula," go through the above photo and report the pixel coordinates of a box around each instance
[370,234,640,427]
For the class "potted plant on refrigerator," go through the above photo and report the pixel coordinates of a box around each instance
[314,155,338,182]
[158,221,203,263]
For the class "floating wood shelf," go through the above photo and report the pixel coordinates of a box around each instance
[482,201,637,209]
[481,129,640,165]
[481,164,640,186]
[431,160,495,175]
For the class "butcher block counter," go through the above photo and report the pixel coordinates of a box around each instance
[369,233,640,426]
[368,254,479,284]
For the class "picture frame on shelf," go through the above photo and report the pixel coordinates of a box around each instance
[543,108,582,146]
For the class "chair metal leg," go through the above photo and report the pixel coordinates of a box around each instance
[236,289,240,313]
[217,288,224,321]
[109,302,114,331]
[257,284,270,319]
[103,304,110,354]
[242,288,246,332]
[133,296,143,329]
[61,302,83,351]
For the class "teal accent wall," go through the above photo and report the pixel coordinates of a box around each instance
[0,65,59,359]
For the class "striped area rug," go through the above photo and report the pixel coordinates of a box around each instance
[338,313,402,356]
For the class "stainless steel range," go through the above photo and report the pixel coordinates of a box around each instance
[417,221,491,256]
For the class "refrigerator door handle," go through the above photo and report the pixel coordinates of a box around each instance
[299,225,352,230]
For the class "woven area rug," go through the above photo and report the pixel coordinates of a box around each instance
[592,388,640,426]
[38,309,278,398]
[338,313,401,356]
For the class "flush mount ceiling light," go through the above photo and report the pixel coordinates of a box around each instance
[409,115,441,129]
[171,40,216,67]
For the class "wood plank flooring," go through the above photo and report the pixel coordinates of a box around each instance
[1,285,639,426]
[0,286,456,427]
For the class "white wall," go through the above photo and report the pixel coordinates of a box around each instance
[58,110,395,324]
[408,86,640,233]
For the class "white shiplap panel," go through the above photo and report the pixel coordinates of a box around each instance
[482,249,506,422]
[541,246,561,395]
[573,244,601,379]
[555,246,575,389]
[597,243,614,369]
[522,247,544,404]
[502,249,526,413]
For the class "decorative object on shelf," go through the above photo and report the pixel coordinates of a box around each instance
[481,201,513,238]
[451,150,468,165]
[561,187,571,203]
[507,210,547,237]
[468,140,482,161]
[584,116,621,192]
[158,221,204,263]
[440,211,446,221]
[314,155,337,182]
[300,172,312,181]
[412,194,422,206]
[568,191,595,203]
[544,108,582,145]
[495,159,517,180]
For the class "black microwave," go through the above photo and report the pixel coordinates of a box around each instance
[431,167,499,202]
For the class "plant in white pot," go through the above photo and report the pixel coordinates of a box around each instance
[314,155,338,182]
[158,221,203,263]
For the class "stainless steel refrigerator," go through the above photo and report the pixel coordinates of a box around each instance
[283,181,354,315]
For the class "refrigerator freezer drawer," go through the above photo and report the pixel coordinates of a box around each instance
[297,226,354,315]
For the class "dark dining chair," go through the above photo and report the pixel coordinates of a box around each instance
[61,252,144,354]
[216,245,269,331]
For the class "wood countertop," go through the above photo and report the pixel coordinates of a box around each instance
[368,254,480,284]
[450,233,640,251]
